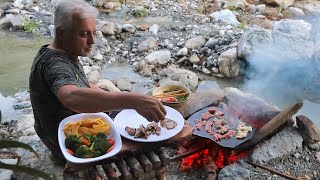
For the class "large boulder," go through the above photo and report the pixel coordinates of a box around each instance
[158,66,199,91]
[250,127,303,164]
[237,27,314,60]
[218,48,239,78]
[222,87,280,127]
[273,19,312,40]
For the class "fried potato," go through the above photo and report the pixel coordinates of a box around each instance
[63,117,110,137]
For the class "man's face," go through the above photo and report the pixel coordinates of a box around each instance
[62,13,96,57]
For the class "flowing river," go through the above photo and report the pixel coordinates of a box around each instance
[0,32,319,127]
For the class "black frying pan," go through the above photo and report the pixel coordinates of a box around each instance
[188,106,256,149]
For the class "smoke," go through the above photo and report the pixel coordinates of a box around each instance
[240,17,320,108]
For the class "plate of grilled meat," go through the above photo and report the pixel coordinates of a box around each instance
[114,105,185,142]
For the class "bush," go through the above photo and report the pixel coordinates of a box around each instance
[23,21,39,33]
[132,6,148,18]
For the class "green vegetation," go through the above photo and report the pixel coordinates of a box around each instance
[23,21,39,33]
[236,22,246,29]
[0,140,53,180]
[132,6,148,18]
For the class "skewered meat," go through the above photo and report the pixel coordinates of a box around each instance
[205,121,213,133]
[160,118,177,129]
[201,112,215,120]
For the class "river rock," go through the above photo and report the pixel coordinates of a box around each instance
[176,47,188,57]
[158,66,199,91]
[185,36,206,50]
[122,24,136,33]
[218,160,251,180]
[296,115,320,144]
[222,0,247,9]
[14,90,30,102]
[204,38,219,49]
[149,24,160,35]
[96,79,120,92]
[273,19,312,40]
[116,77,132,92]
[209,9,240,26]
[263,0,294,9]
[91,65,102,73]
[0,158,19,180]
[250,127,303,164]
[100,22,117,35]
[83,66,91,75]
[283,7,305,19]
[87,70,100,84]
[13,101,31,110]
[237,27,314,60]
[189,54,200,64]
[218,48,239,78]
[138,37,157,52]
[145,50,172,66]
[12,114,35,136]
[294,0,320,16]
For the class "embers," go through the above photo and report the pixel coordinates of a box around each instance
[176,139,249,174]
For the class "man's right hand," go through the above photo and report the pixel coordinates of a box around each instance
[134,95,167,123]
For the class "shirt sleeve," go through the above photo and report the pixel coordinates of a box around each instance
[42,58,78,95]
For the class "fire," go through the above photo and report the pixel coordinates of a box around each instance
[179,139,250,171]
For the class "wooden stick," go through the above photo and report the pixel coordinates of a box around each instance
[157,150,169,166]
[102,163,121,180]
[247,161,300,180]
[137,154,153,171]
[124,157,144,178]
[115,159,133,180]
[154,92,190,99]
[147,151,162,169]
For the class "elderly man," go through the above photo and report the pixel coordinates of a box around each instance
[29,0,166,162]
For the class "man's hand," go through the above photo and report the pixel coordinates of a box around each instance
[134,95,167,122]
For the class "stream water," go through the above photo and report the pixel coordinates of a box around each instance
[0,31,319,127]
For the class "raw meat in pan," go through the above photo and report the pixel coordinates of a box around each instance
[201,112,215,120]
[205,121,213,133]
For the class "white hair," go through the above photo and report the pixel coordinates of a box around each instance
[54,0,99,31]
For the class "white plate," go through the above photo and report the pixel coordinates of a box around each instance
[114,106,185,142]
[58,112,122,164]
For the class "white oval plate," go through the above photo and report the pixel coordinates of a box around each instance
[58,112,122,164]
[114,106,185,142]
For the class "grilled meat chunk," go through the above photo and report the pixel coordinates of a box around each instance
[125,126,136,136]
